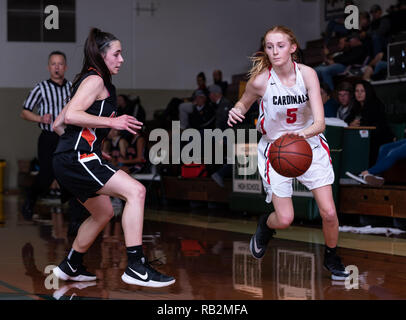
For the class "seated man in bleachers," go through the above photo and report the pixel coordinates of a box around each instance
[315,32,370,90]
[179,72,210,130]
[320,82,339,118]
[188,90,216,131]
[368,4,391,61]
[335,81,357,125]
[346,138,406,186]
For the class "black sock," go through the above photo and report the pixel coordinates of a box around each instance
[127,245,144,265]
[325,245,337,256]
[67,248,84,266]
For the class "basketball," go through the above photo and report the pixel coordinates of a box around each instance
[269,134,312,178]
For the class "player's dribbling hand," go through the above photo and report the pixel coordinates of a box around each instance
[285,131,306,138]
[227,107,245,127]
[112,115,143,135]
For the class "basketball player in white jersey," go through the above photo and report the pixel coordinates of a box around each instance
[228,26,349,280]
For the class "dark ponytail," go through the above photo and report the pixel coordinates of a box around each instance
[72,28,118,90]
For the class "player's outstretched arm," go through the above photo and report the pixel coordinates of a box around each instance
[63,76,143,135]
[228,71,267,127]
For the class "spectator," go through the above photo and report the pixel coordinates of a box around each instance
[117,94,146,141]
[320,82,339,118]
[125,95,146,124]
[208,84,233,187]
[212,70,228,97]
[346,138,406,187]
[119,132,147,174]
[189,90,216,130]
[323,0,354,43]
[103,129,127,167]
[315,32,369,90]
[116,94,131,117]
[349,80,395,163]
[362,50,388,81]
[208,84,233,131]
[179,72,210,130]
[335,81,356,124]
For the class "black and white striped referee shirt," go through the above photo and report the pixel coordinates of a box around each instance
[22,79,72,132]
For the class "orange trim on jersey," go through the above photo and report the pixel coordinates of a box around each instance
[88,67,102,77]
[80,152,96,160]
[319,136,332,164]
[81,128,96,147]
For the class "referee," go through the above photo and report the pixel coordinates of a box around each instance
[20,51,72,220]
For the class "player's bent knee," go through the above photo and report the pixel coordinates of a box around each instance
[320,207,337,223]
[277,214,294,228]
[126,183,146,202]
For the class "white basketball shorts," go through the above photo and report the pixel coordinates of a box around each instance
[257,134,335,203]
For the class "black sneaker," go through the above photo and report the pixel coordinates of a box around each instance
[324,253,350,280]
[122,256,175,288]
[53,259,97,282]
[249,214,276,259]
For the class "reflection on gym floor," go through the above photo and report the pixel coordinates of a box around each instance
[1,194,406,300]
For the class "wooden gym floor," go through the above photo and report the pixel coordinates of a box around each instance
[0,194,406,300]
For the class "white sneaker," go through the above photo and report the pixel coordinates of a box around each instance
[345,171,367,184]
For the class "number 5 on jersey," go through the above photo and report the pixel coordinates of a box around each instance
[286,108,298,124]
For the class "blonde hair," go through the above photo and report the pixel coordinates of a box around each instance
[248,26,300,80]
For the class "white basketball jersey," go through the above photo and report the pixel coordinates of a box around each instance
[256,62,313,141]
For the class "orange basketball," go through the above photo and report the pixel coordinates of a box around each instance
[269,134,312,178]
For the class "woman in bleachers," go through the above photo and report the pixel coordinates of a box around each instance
[350,80,395,163]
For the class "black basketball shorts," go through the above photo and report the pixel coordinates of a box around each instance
[53,151,118,203]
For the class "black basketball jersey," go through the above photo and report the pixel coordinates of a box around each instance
[55,69,117,155]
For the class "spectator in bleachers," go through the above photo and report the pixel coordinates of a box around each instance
[368,4,391,58]
[320,82,339,118]
[335,81,356,124]
[117,94,146,122]
[103,129,127,167]
[212,70,228,97]
[116,94,131,117]
[346,138,406,187]
[188,90,216,130]
[362,48,388,81]
[208,84,233,187]
[118,131,147,174]
[359,11,371,35]
[179,72,210,129]
[315,32,369,90]
[322,0,354,43]
[348,80,395,163]
[208,84,233,131]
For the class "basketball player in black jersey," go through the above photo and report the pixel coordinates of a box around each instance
[51,28,175,287]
